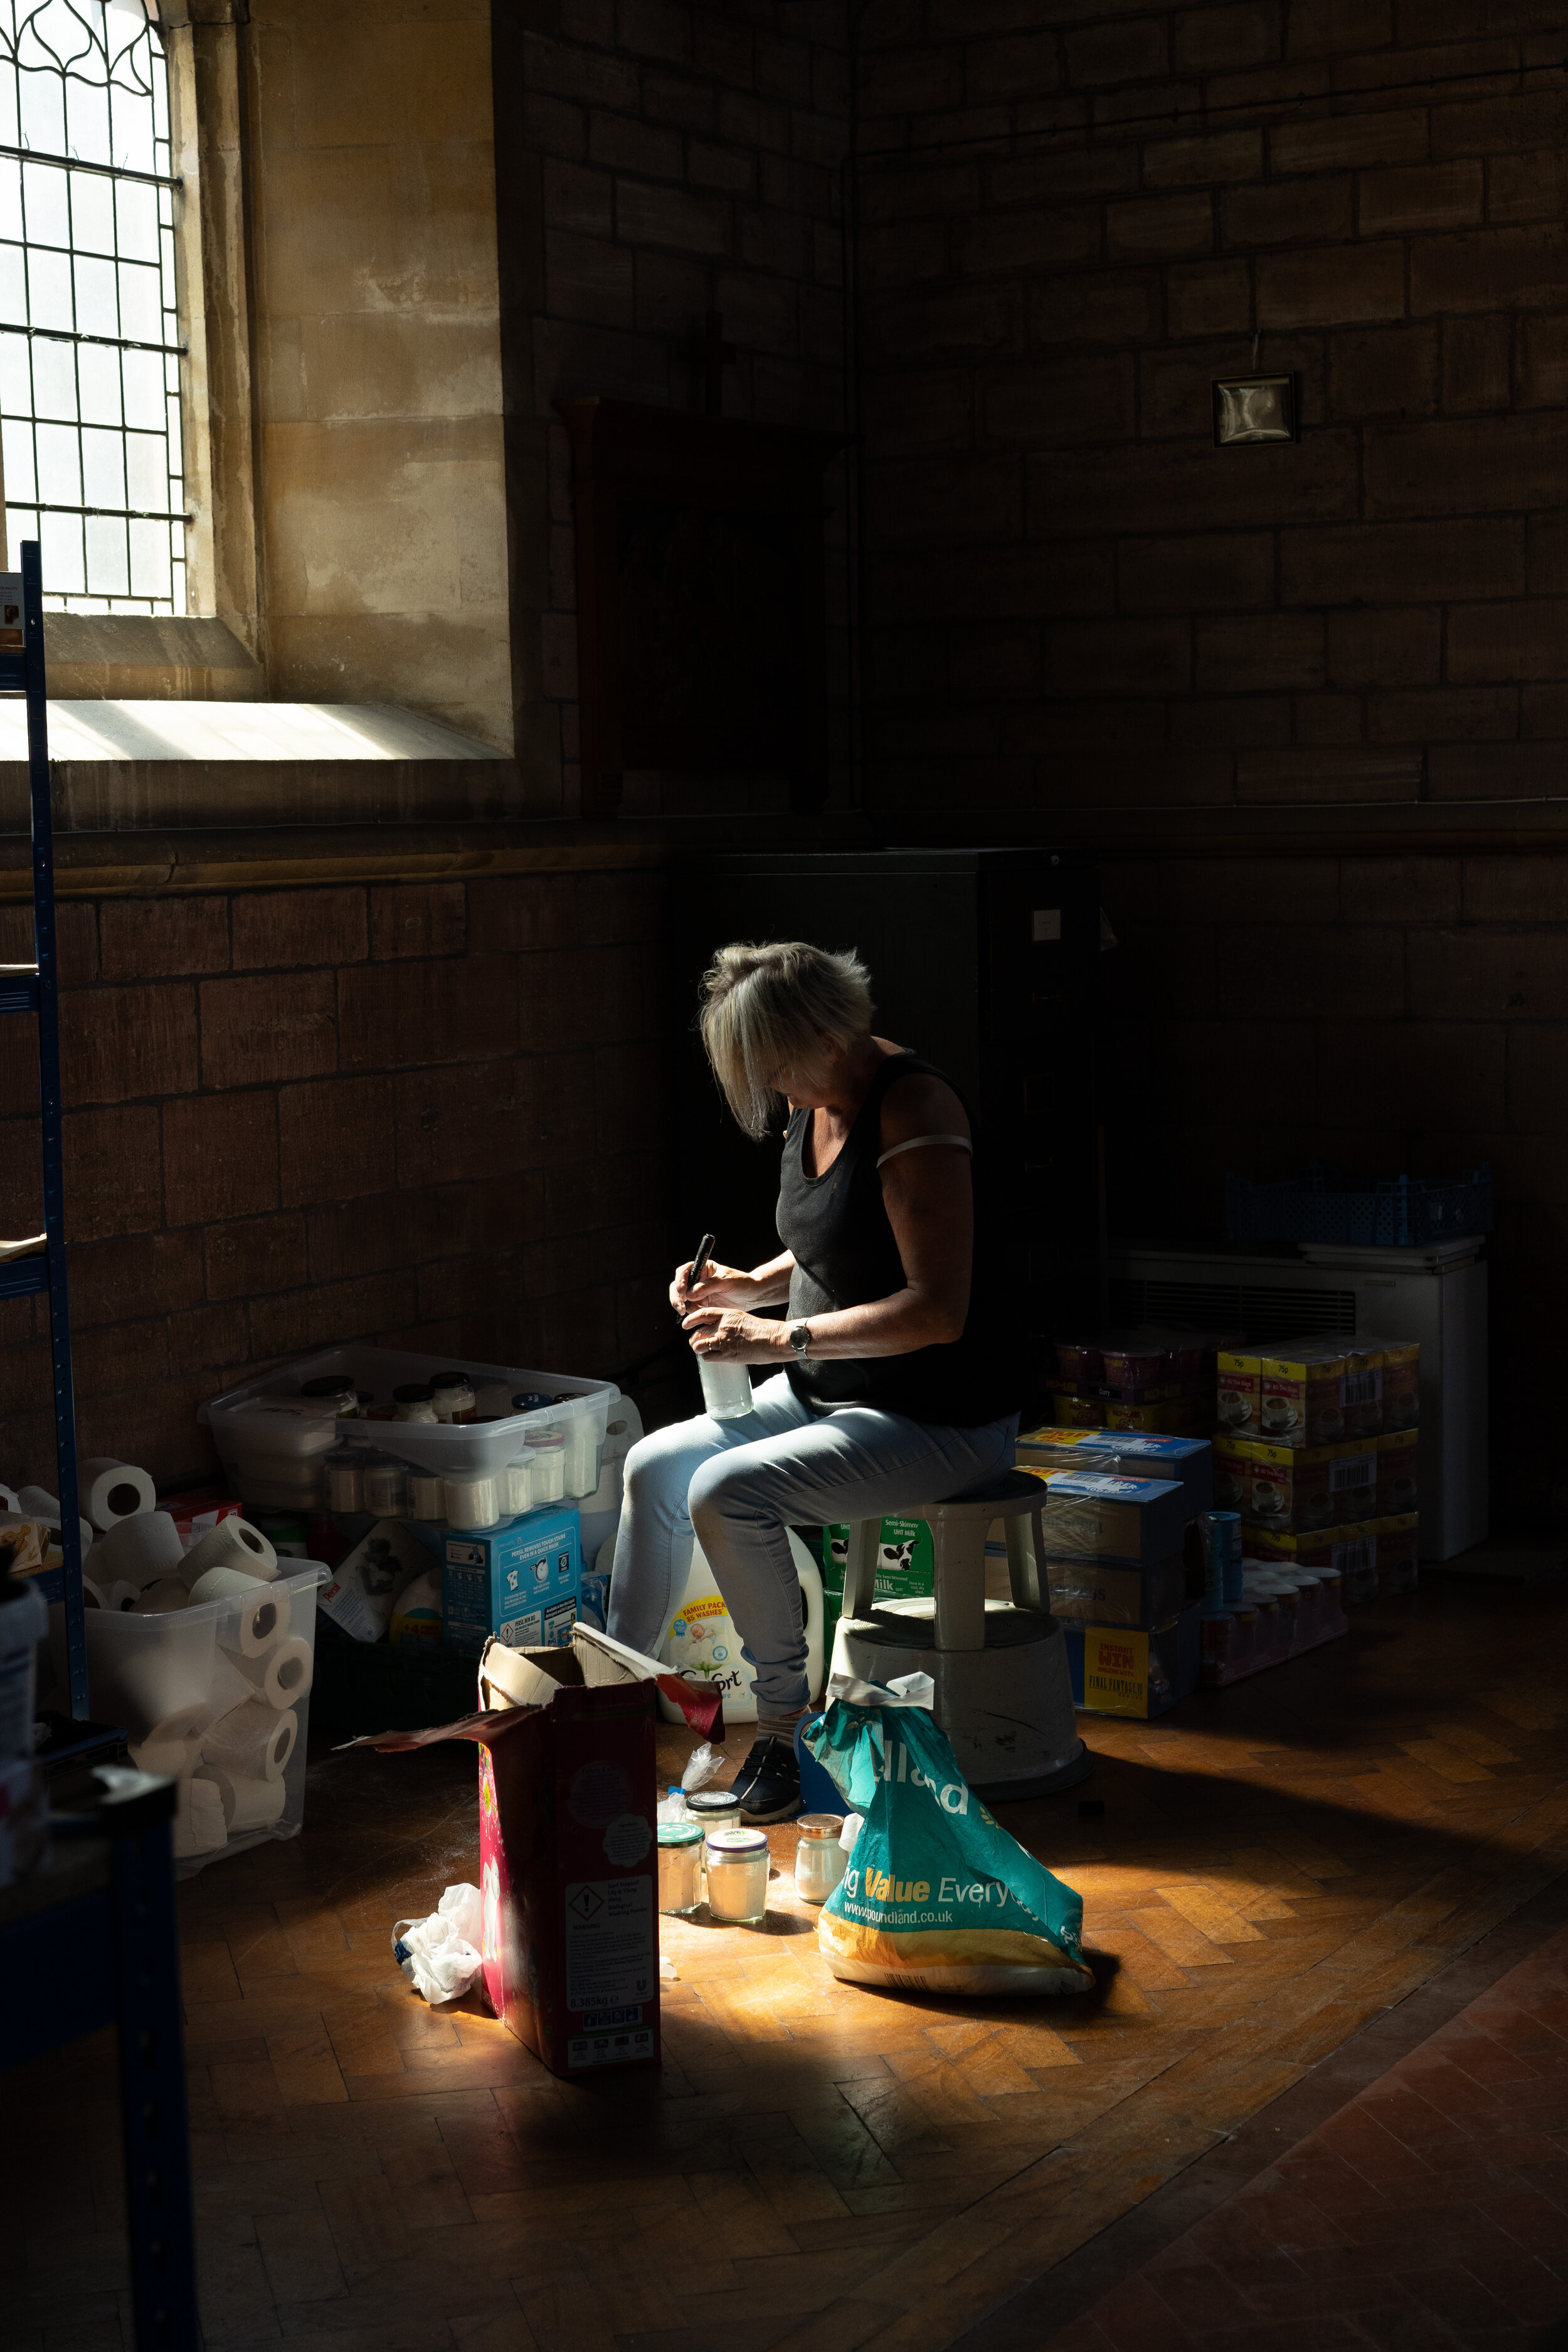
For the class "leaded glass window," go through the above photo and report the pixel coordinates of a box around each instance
[0,0,185,613]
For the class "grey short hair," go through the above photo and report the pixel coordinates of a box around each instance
[699,940,876,1138]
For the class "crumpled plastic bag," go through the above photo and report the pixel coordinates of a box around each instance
[392,1882,485,2005]
[805,1671,1093,2000]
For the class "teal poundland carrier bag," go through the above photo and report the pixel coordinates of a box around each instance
[805,1673,1094,1998]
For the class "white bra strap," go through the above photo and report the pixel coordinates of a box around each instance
[876,1133,973,1170]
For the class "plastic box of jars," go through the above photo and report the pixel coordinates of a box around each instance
[199,1347,618,1523]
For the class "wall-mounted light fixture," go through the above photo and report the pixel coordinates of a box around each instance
[1212,374,1298,446]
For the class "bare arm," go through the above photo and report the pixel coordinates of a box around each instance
[685,1075,973,1365]
[669,1248,795,1317]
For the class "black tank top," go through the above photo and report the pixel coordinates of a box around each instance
[775,1050,1022,1428]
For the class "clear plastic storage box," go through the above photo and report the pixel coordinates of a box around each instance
[75,1564,326,1878]
[199,1346,618,1514]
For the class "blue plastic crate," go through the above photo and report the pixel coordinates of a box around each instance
[1226,1162,1492,1247]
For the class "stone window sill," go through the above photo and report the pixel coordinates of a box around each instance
[41,613,266,701]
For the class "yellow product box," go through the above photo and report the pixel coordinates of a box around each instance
[1069,1607,1197,1720]
[1105,1394,1205,1434]
[1045,1391,1106,1429]
[1216,1349,1261,1434]
[1256,1341,1384,1447]
[1215,1436,1335,1532]
[1019,1428,1111,1469]
[1245,1511,1416,1579]
[1244,1515,1372,1572]
[1377,1427,1419,1517]
[1374,1337,1419,1430]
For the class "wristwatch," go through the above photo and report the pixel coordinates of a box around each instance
[790,1320,813,1364]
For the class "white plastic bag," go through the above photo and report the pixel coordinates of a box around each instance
[391,1882,485,2004]
[681,1740,725,1791]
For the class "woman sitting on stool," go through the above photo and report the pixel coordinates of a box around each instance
[607,940,1022,1823]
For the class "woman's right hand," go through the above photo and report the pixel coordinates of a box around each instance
[669,1258,764,1316]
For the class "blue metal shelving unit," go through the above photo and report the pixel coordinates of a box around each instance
[1,540,88,1714]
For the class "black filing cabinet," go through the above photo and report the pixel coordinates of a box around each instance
[670,849,1102,1401]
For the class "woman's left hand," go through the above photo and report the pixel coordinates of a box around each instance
[682,1305,788,1364]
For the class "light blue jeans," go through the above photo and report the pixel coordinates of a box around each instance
[606,1371,1018,1738]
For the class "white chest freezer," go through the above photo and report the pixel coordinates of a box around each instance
[1107,1238,1487,1560]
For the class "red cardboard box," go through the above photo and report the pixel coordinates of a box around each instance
[347,1627,722,2079]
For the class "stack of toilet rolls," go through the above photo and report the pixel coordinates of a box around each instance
[59,1486,314,1862]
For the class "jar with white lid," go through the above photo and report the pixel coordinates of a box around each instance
[523,1429,566,1505]
[504,1455,533,1515]
[704,1827,770,1923]
[392,1384,438,1424]
[363,1456,408,1518]
[657,1820,704,1915]
[1291,1573,1322,1639]
[444,1473,502,1531]
[794,1814,847,1904]
[324,1447,364,1514]
[408,1471,445,1522]
[300,1374,357,1414]
[1318,1567,1344,1619]
[430,1373,476,1424]
[686,1788,744,1840]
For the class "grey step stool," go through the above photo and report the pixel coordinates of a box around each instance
[830,1470,1091,1801]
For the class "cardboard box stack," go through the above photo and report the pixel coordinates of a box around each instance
[1046,1327,1241,1436]
[1215,1334,1420,1602]
[1014,1445,1210,1720]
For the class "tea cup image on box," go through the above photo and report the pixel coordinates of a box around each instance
[1257,1343,1381,1447]
[1217,1438,1336,1533]
[1377,1427,1419,1517]
[1372,1338,1419,1428]
[1327,1439,1379,1523]
[1217,1352,1261,1430]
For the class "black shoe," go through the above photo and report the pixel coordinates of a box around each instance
[729,1735,802,1825]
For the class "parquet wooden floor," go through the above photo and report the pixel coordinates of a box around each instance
[13,1574,1568,2352]
[1043,1919,1568,2351]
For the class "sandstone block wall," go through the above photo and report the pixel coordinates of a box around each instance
[494,0,854,813]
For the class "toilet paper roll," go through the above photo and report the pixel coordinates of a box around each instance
[85,1596,218,1737]
[81,1575,106,1609]
[234,1634,312,1712]
[132,1703,210,1754]
[134,1578,189,1614]
[107,1580,139,1612]
[173,1774,228,1859]
[201,1701,297,1782]
[194,1569,290,1658]
[196,1763,287,1834]
[204,1648,258,1724]
[98,1510,185,1590]
[180,1516,277,1588]
[129,1732,203,1777]
[78,1456,156,1533]
[0,1483,18,1513]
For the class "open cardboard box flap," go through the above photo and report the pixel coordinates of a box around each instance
[335,1624,724,2080]
[335,1623,726,1752]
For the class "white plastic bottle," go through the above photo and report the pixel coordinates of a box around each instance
[657,1531,824,1724]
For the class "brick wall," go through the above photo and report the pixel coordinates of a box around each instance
[858,4,1568,815]
[854,3,1568,1526]
[495,0,853,812]
[0,869,672,1495]
[1097,844,1567,1518]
